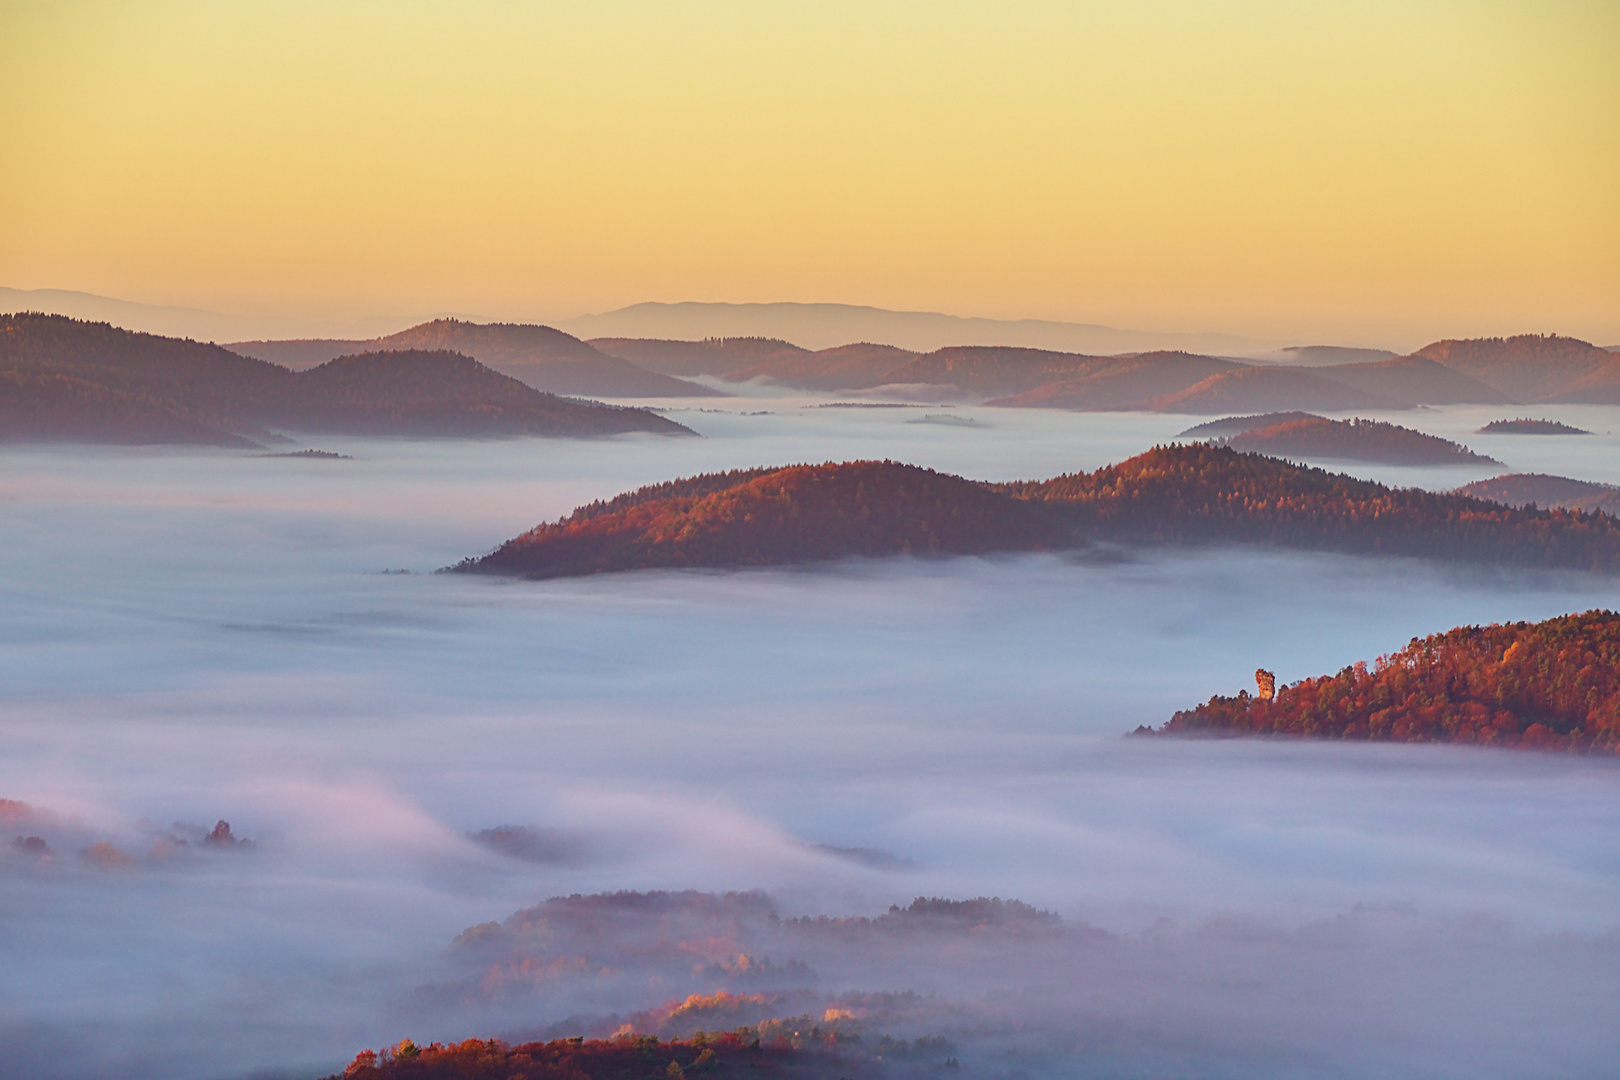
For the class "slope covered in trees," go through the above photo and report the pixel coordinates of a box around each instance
[1454,474,1620,517]
[724,343,919,391]
[1310,355,1507,405]
[1150,610,1620,752]
[998,444,1620,572]
[463,446,1620,579]
[230,320,716,396]
[0,314,691,442]
[1223,416,1499,466]
[1138,366,1407,413]
[589,337,813,377]
[1178,412,1321,437]
[371,320,714,397]
[987,351,1240,409]
[1478,418,1590,435]
[329,1032,901,1080]
[458,462,1074,578]
[286,351,694,436]
[0,370,260,447]
[1413,335,1616,402]
[581,331,1620,405]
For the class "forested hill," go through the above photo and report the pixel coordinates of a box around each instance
[1149,610,1620,753]
[0,314,691,442]
[457,461,1075,578]
[328,1032,903,1080]
[997,444,1620,572]
[461,446,1620,579]
[1222,416,1499,466]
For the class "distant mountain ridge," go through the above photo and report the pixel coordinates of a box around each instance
[588,333,1616,412]
[560,300,1262,354]
[230,319,716,398]
[0,314,691,444]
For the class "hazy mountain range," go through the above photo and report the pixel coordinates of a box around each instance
[0,314,690,445]
[0,287,1270,354]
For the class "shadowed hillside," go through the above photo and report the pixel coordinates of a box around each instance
[588,337,812,377]
[230,321,716,397]
[1223,416,1499,466]
[0,370,259,447]
[878,346,1106,395]
[285,350,695,437]
[1455,474,1620,517]
[987,352,1240,409]
[1,314,692,442]
[1312,355,1507,405]
[1545,354,1620,404]
[1149,610,1620,753]
[1139,366,1408,413]
[724,343,919,390]
[457,462,1075,578]
[1413,335,1615,402]
[371,320,715,397]
[3,312,293,416]
[999,444,1620,571]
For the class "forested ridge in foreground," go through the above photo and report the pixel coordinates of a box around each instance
[461,445,1620,579]
[329,1031,931,1080]
[1150,610,1620,753]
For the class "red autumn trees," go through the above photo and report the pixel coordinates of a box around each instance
[1154,610,1620,753]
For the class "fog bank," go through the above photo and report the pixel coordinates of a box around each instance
[2,406,1618,1078]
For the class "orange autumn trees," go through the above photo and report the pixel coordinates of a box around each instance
[460,461,1074,578]
[459,446,1620,579]
[331,1033,888,1080]
[1153,610,1620,753]
[1003,444,1620,571]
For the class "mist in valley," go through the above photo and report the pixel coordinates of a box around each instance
[3,403,1619,1079]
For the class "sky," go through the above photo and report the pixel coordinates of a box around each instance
[2,0,1617,346]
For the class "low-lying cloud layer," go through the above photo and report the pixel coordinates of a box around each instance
[1,407,1618,1078]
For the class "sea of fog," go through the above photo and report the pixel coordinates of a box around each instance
[2,399,1619,1079]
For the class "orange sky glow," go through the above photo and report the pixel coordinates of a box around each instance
[2,0,1616,347]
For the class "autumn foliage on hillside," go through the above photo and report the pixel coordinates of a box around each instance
[330,1031,900,1080]
[461,462,1074,578]
[1153,610,1620,753]
[999,444,1620,572]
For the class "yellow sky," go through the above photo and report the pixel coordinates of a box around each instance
[2,0,1616,346]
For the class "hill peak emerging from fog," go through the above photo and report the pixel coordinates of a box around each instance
[1221,416,1500,467]
[461,447,1620,580]
[460,461,1073,578]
